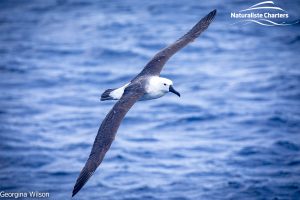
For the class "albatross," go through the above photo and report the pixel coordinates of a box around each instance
[72,9,217,197]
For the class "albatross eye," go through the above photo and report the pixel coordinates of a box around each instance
[164,83,167,86]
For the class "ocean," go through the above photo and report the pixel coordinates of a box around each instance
[0,0,299,199]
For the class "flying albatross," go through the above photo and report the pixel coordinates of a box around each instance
[72,9,217,197]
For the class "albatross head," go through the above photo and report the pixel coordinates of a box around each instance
[148,77,181,98]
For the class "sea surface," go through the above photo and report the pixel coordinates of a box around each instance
[0,0,300,199]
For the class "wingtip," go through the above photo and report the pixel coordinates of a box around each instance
[72,183,81,198]
[210,9,217,18]
[204,9,217,24]
[72,181,83,198]
[71,190,77,198]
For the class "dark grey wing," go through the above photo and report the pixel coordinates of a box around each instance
[135,9,216,78]
[72,83,144,197]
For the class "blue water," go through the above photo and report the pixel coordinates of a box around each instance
[1,0,300,199]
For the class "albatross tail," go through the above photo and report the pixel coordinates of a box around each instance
[100,89,115,101]
[101,83,130,101]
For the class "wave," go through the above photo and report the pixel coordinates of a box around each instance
[240,1,285,12]
[250,1,275,8]
[233,19,297,26]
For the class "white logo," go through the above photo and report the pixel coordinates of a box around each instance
[230,1,299,26]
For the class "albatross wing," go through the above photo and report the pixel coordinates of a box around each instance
[134,9,217,78]
[72,83,144,197]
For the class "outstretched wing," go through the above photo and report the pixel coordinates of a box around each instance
[135,9,216,78]
[72,83,144,197]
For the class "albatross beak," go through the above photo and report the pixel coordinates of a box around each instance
[169,85,181,97]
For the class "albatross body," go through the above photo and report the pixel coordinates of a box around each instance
[72,9,217,197]
[101,76,180,101]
